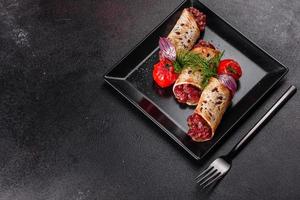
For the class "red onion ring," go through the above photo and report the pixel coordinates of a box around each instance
[159,37,176,61]
[218,74,237,95]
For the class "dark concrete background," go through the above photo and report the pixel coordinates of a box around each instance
[0,0,299,199]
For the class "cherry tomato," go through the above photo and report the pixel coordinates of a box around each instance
[217,59,242,81]
[152,59,178,88]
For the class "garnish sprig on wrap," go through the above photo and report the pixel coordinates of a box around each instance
[174,50,224,88]
[172,41,222,105]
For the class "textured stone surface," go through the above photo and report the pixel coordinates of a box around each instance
[0,0,299,199]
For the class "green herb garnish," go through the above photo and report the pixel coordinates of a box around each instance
[174,50,224,87]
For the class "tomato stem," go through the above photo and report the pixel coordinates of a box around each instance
[227,66,237,74]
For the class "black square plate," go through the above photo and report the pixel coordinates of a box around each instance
[104,0,288,160]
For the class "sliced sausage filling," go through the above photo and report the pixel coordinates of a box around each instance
[174,84,201,105]
[187,113,212,141]
[187,7,206,32]
[194,40,216,49]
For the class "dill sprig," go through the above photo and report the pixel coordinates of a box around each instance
[174,50,224,87]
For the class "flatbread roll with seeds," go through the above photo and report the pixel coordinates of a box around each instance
[167,8,200,51]
[187,77,231,142]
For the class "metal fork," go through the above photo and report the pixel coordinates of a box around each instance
[195,85,297,189]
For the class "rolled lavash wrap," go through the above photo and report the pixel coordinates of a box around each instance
[187,77,232,142]
[159,8,206,61]
[173,44,221,105]
[167,8,201,51]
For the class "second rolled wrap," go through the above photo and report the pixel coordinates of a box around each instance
[173,45,220,105]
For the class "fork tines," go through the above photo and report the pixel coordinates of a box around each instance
[195,167,222,188]
[195,158,230,189]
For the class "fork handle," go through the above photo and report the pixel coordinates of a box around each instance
[226,85,297,160]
